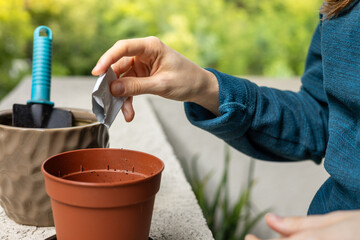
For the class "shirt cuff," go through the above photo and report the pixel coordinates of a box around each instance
[184,68,254,141]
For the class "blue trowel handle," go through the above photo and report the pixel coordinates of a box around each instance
[28,26,54,106]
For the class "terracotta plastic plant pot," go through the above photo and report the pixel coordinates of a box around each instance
[42,148,164,240]
[0,109,109,226]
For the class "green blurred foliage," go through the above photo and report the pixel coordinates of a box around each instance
[0,0,322,100]
[0,0,32,99]
[183,146,269,239]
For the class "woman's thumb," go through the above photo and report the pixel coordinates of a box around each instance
[110,76,156,97]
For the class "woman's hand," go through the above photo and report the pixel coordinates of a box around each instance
[92,36,219,122]
[245,210,360,240]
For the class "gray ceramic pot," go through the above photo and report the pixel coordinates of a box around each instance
[0,108,109,226]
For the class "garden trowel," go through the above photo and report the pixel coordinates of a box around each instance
[12,26,72,128]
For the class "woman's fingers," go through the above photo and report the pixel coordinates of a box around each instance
[92,37,161,75]
[265,212,346,236]
[110,75,163,97]
[121,97,134,122]
[245,234,261,240]
[111,60,156,97]
[111,57,134,78]
[270,225,354,240]
[248,211,360,240]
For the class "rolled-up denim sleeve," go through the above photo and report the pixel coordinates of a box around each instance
[184,24,328,163]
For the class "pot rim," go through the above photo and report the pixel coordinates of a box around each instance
[0,108,102,131]
[41,148,165,188]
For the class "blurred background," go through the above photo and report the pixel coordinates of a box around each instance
[1,0,329,239]
[1,0,322,100]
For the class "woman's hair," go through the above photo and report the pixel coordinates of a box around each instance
[321,0,355,19]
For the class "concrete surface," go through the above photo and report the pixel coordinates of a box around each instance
[148,77,329,238]
[0,76,213,240]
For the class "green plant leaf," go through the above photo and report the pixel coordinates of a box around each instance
[209,145,230,230]
[181,145,270,240]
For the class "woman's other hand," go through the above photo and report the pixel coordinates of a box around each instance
[92,37,219,122]
[245,210,360,240]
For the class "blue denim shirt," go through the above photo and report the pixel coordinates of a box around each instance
[184,1,360,215]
